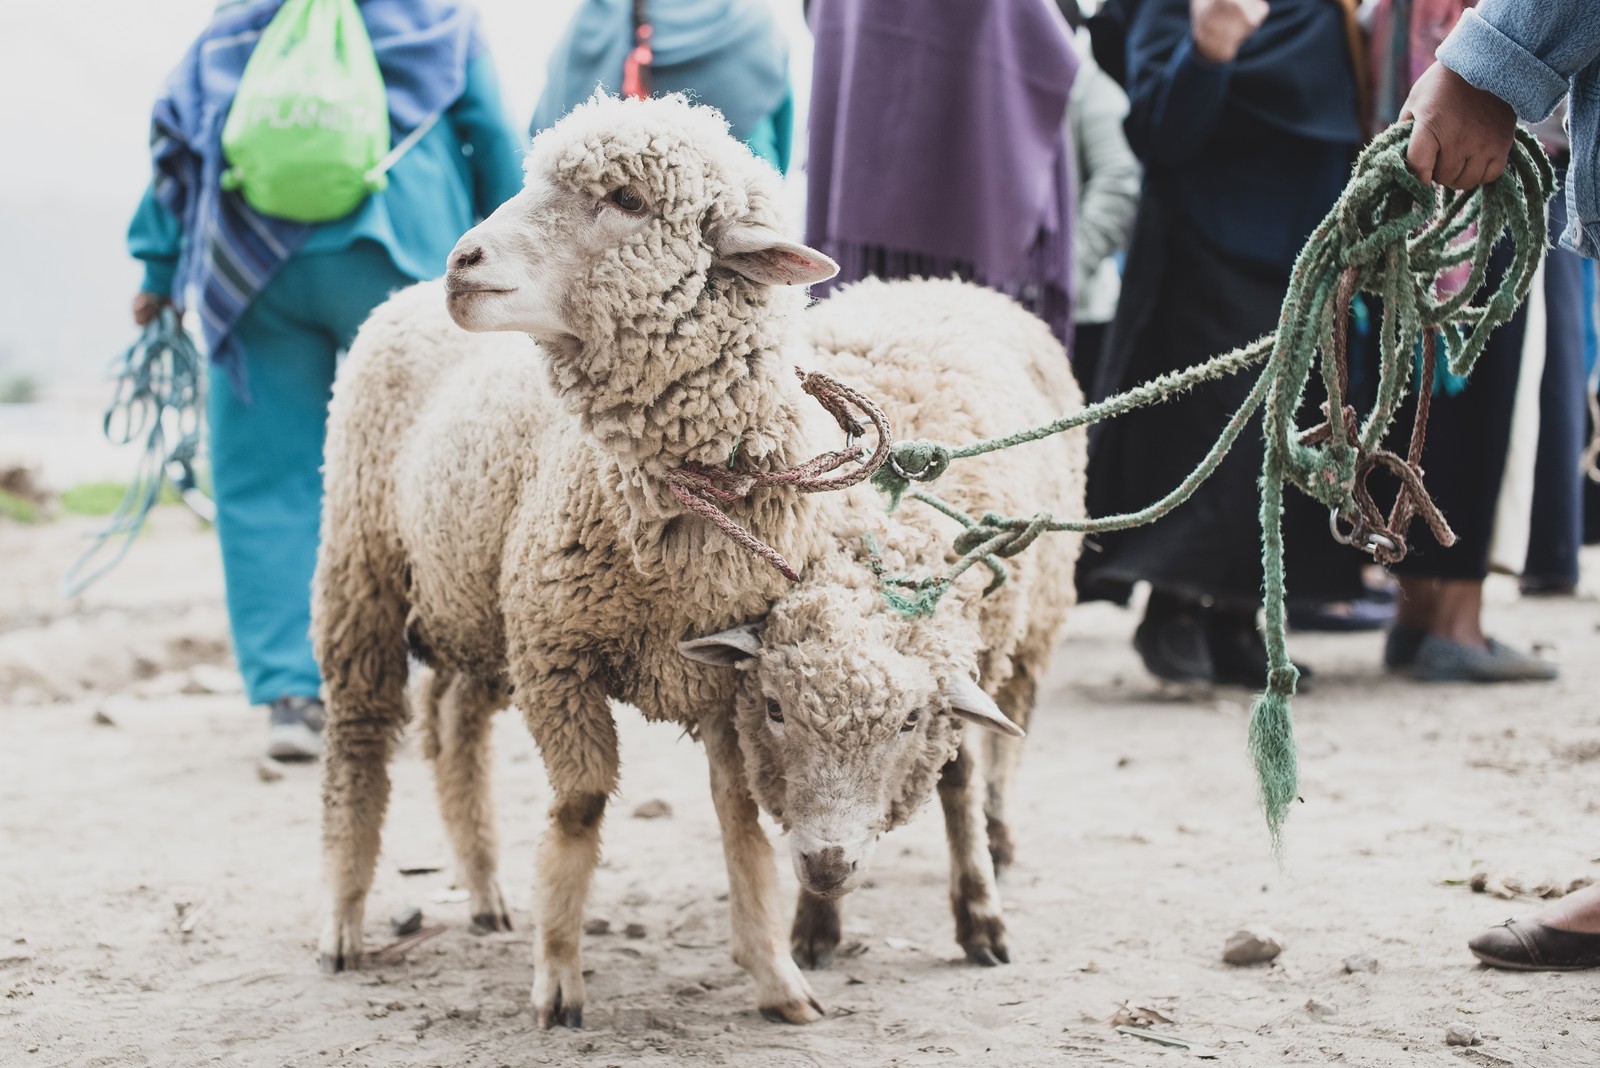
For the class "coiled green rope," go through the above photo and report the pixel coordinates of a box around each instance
[62,307,210,597]
[869,123,1554,852]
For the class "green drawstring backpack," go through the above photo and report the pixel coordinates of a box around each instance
[221,0,425,223]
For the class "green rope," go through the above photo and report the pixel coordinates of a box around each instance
[868,123,1553,853]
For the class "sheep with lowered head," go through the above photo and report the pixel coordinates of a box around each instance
[314,94,1081,1028]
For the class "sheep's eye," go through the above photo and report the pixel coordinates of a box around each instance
[608,187,646,213]
[766,699,784,724]
[900,710,920,734]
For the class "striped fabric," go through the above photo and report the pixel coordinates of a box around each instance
[148,0,479,395]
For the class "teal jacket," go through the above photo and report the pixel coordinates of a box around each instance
[130,52,525,298]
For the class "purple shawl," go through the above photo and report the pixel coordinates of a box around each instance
[805,0,1079,345]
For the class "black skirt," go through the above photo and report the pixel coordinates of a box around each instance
[1079,182,1365,609]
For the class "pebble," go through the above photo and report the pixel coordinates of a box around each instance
[1305,997,1337,1020]
[391,906,424,937]
[1341,954,1379,974]
[447,1007,482,1023]
[624,922,647,939]
[255,760,284,783]
[1222,926,1285,965]
[583,918,612,936]
[632,799,673,819]
[91,709,116,727]
[1445,1023,1484,1047]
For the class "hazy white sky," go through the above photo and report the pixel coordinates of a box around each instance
[0,0,812,206]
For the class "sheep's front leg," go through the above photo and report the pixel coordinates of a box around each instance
[939,737,1010,966]
[700,712,825,1023]
[420,670,512,931]
[520,666,617,1030]
[315,549,410,973]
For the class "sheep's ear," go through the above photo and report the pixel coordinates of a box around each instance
[944,674,1025,738]
[713,224,839,286]
[679,623,764,667]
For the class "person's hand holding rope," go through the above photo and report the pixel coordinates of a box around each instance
[1402,61,1519,191]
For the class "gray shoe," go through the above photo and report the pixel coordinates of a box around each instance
[1384,625,1427,671]
[267,696,326,761]
[1413,635,1558,683]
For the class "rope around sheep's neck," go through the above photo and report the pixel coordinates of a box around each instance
[866,122,1553,853]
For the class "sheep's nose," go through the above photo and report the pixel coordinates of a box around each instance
[448,243,485,271]
[799,846,856,892]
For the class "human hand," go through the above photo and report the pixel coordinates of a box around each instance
[132,292,171,327]
[1190,0,1268,64]
[1401,61,1517,189]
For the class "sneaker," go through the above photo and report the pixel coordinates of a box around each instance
[1383,625,1427,671]
[267,695,326,761]
[1132,593,1213,684]
[1413,635,1558,683]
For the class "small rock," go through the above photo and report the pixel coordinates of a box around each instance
[1341,954,1378,974]
[447,1006,481,1023]
[365,1006,390,1019]
[675,985,705,998]
[391,907,424,937]
[1445,1024,1483,1047]
[1469,870,1490,893]
[1222,926,1285,965]
[624,923,647,939]
[583,918,612,936]
[631,799,673,820]
[1305,997,1337,1020]
[91,709,116,727]
[628,1040,647,1052]
[256,760,284,783]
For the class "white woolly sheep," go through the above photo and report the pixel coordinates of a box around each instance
[313,94,1082,1028]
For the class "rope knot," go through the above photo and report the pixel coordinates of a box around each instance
[1267,664,1300,695]
[871,440,952,508]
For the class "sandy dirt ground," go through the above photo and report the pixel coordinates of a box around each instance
[2,509,1598,1068]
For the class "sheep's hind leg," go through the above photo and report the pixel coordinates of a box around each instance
[421,668,512,931]
[790,890,843,970]
[983,656,1038,876]
[940,737,1009,966]
[701,711,824,1022]
[520,665,617,1029]
[315,550,411,973]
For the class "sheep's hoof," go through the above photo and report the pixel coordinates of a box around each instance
[961,941,1011,967]
[471,912,513,934]
[954,900,1010,967]
[791,942,836,971]
[533,963,585,1030]
[759,992,826,1025]
[318,913,364,975]
[318,951,353,974]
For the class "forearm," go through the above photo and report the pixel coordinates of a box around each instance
[1438,1,1600,123]
[127,184,183,296]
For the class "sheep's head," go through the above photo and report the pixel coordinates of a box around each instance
[444,94,836,366]
[679,557,1021,900]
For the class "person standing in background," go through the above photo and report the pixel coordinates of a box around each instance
[804,0,1079,349]
[531,0,794,173]
[128,0,525,761]
[1060,0,1141,395]
[1365,0,1561,680]
[1079,0,1368,687]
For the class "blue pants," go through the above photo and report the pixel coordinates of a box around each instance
[210,242,411,705]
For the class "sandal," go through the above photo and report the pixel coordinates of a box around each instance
[1468,918,1600,971]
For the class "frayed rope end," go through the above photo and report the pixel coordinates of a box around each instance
[1247,676,1299,865]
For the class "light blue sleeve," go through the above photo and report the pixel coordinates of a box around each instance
[127,183,183,297]
[1437,2,1600,123]
[449,52,527,219]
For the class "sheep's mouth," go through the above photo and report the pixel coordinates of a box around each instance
[446,285,516,299]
